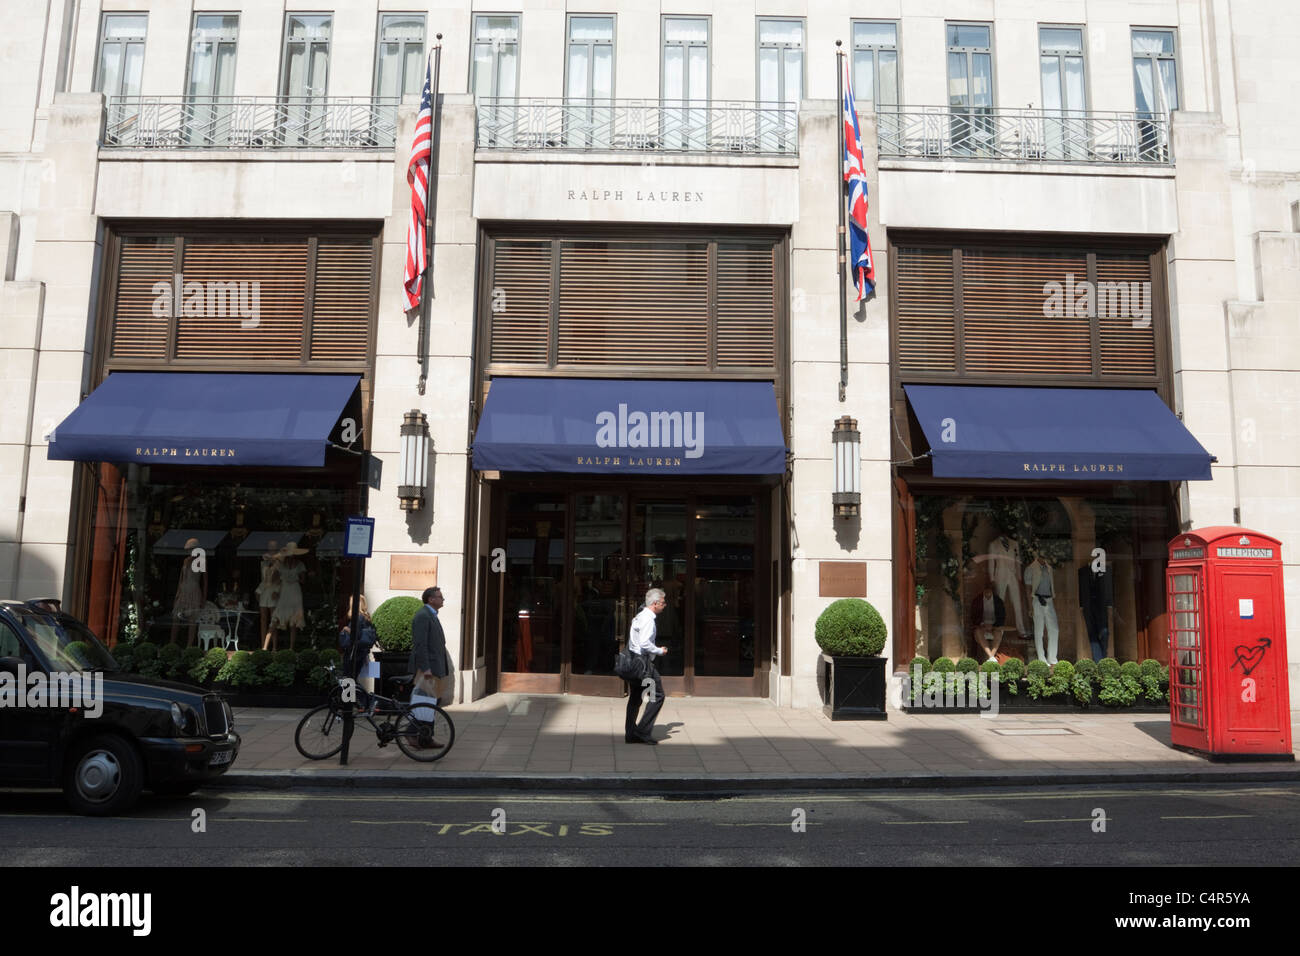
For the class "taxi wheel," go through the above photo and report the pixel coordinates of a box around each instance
[63,734,144,816]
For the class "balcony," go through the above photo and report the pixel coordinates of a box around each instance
[103,96,400,149]
[475,98,799,157]
[876,106,1172,166]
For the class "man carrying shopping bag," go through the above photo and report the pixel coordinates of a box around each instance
[409,587,450,728]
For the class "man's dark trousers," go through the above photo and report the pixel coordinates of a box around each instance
[624,657,664,740]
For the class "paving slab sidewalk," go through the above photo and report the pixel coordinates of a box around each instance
[216,694,1300,791]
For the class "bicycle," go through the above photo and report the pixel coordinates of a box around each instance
[294,665,455,763]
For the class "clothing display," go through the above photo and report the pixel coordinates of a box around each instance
[1023,560,1059,664]
[256,554,280,609]
[1078,565,1115,662]
[986,535,1027,635]
[271,559,305,629]
[172,557,203,621]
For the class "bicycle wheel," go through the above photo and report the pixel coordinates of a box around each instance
[294,704,345,760]
[394,706,455,762]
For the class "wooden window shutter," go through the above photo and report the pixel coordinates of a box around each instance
[962,248,1090,375]
[109,238,174,359]
[1097,253,1157,376]
[311,239,374,361]
[557,240,708,366]
[895,247,956,372]
[716,243,777,368]
[175,239,308,360]
[489,239,551,364]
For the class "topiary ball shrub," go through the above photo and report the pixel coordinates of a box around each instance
[814,599,887,657]
[1097,657,1121,680]
[320,648,341,667]
[1025,659,1050,681]
[189,647,228,684]
[908,656,931,674]
[1074,658,1098,680]
[176,646,204,680]
[372,596,423,653]
[1000,657,1024,695]
[980,659,1001,674]
[1139,659,1163,679]
[931,656,956,673]
[296,648,320,676]
[111,644,135,672]
[1120,660,1141,680]
[955,656,980,674]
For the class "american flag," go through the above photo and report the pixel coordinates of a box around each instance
[841,57,875,299]
[403,63,433,310]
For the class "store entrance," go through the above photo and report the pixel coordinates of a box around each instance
[495,484,768,697]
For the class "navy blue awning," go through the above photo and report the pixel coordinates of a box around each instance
[48,372,359,467]
[903,385,1214,481]
[473,378,787,475]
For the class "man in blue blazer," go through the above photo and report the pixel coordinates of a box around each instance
[410,586,450,703]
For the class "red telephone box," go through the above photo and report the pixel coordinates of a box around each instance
[1166,527,1293,759]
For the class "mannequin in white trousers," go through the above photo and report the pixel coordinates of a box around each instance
[986,535,1029,638]
[1023,556,1059,665]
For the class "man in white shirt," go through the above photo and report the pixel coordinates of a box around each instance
[624,588,668,745]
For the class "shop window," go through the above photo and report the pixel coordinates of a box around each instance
[87,465,361,649]
[104,229,376,370]
[902,489,1175,666]
[893,237,1160,383]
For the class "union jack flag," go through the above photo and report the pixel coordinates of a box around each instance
[403,63,433,310]
[841,57,875,299]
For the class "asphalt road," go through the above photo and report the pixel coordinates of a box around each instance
[1,783,1297,866]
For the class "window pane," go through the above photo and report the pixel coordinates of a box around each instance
[402,44,424,96]
[1132,30,1174,54]
[947,52,969,105]
[473,43,493,98]
[97,42,122,95]
[376,42,401,98]
[783,48,802,106]
[593,46,613,99]
[497,46,517,98]
[688,46,707,103]
[1064,56,1085,110]
[476,16,518,41]
[1133,58,1156,112]
[189,43,215,97]
[1158,59,1178,109]
[570,16,612,42]
[853,50,874,102]
[759,19,802,46]
[195,14,238,40]
[288,15,330,41]
[1040,55,1061,110]
[567,43,589,98]
[1040,27,1082,53]
[949,24,990,48]
[665,18,707,44]
[663,45,684,98]
[123,42,145,98]
[972,53,992,106]
[104,14,147,40]
[758,47,778,101]
[381,15,423,42]
[879,50,898,104]
[854,21,896,47]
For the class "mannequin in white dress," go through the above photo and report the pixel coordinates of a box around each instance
[986,534,1029,638]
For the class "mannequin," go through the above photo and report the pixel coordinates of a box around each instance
[170,536,207,647]
[256,539,281,649]
[986,534,1029,638]
[1077,563,1115,661]
[1023,553,1059,665]
[267,541,308,651]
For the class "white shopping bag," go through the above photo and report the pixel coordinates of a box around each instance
[409,690,439,721]
[359,660,380,680]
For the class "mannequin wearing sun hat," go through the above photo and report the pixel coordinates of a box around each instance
[170,537,207,647]
[256,538,282,650]
[267,541,309,651]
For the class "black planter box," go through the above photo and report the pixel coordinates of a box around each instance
[822,653,887,720]
[375,650,412,687]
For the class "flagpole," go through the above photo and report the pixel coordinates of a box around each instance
[835,41,848,404]
[417,35,442,397]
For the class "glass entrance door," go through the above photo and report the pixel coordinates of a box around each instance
[568,494,624,696]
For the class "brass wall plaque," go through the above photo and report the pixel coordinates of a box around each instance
[390,554,439,591]
[819,561,867,597]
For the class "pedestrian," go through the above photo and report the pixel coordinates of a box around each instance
[409,586,450,705]
[623,588,668,745]
[338,594,377,682]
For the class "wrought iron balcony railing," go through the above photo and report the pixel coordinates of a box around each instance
[475,98,799,156]
[103,96,400,149]
[875,106,1173,165]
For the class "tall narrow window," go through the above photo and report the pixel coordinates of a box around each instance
[946,22,993,155]
[852,20,899,149]
[1132,29,1177,160]
[185,14,238,146]
[565,15,613,148]
[280,14,332,146]
[375,14,425,99]
[97,13,147,137]
[471,14,519,100]
[662,17,709,150]
[758,18,802,151]
[1039,26,1086,160]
